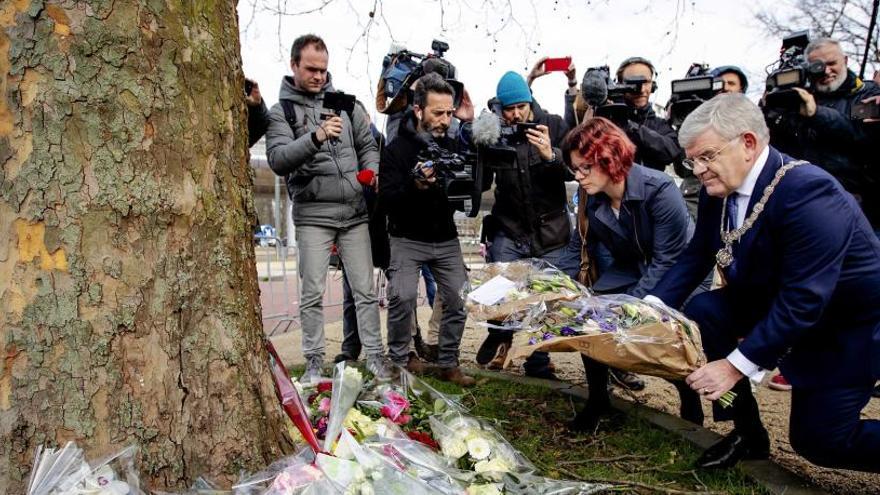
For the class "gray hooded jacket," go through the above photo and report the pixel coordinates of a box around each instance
[266,75,380,228]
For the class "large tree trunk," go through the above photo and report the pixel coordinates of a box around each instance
[0,1,293,492]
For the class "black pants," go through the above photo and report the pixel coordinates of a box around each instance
[685,289,880,472]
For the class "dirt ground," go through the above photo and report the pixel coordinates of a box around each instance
[270,306,880,495]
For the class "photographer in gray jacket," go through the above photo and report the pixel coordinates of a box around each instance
[265,34,386,382]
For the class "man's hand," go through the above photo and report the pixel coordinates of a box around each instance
[794,87,817,117]
[454,87,475,122]
[414,162,436,190]
[245,78,262,107]
[686,359,743,401]
[526,57,549,86]
[861,95,880,123]
[526,125,553,161]
[565,60,577,87]
[316,115,343,142]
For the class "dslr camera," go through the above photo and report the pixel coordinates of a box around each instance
[667,63,724,128]
[764,31,826,109]
[412,140,482,216]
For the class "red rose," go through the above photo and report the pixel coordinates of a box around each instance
[406,430,439,450]
[317,381,333,393]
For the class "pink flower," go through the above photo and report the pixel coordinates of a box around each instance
[380,390,410,421]
[394,413,412,425]
[318,397,331,414]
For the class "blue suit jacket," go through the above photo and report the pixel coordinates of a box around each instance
[652,148,880,387]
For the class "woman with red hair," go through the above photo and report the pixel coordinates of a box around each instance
[563,117,700,432]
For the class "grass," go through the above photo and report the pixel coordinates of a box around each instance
[291,366,768,494]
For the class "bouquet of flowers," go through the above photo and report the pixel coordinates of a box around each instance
[506,294,706,380]
[462,259,588,328]
[27,442,142,495]
[429,412,534,479]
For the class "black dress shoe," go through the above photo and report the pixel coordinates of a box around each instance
[333,351,359,363]
[696,430,770,469]
[476,333,506,365]
[567,401,611,433]
[609,368,646,391]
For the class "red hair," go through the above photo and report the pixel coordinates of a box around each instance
[563,117,636,183]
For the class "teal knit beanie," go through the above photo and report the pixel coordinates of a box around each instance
[496,71,532,107]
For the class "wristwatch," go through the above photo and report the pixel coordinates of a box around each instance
[567,79,577,87]
[546,151,557,163]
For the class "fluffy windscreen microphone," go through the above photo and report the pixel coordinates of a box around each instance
[472,110,502,146]
[581,68,609,107]
[357,169,375,186]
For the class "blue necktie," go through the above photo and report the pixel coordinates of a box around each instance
[726,192,739,230]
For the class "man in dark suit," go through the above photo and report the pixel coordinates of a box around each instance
[645,93,880,472]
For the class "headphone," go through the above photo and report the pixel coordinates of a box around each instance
[616,56,658,93]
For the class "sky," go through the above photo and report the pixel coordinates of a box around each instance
[238,0,790,130]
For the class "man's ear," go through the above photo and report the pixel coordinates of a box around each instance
[742,132,760,157]
[290,59,297,73]
[414,105,423,120]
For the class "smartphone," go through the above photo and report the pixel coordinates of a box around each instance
[544,57,572,72]
[851,101,880,120]
[515,122,540,141]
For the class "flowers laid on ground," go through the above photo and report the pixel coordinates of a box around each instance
[463,259,587,328]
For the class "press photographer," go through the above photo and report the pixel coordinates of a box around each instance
[471,70,571,379]
[763,36,880,227]
[575,58,683,172]
[379,73,475,387]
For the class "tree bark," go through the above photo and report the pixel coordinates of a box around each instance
[0,1,293,492]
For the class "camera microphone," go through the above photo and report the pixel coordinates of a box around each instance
[472,110,502,146]
[581,68,609,107]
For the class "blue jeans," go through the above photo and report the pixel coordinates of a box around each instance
[421,265,437,307]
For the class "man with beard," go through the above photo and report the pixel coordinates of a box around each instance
[379,73,475,386]
[764,37,880,229]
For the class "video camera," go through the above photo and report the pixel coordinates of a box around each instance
[413,140,482,216]
[667,63,724,128]
[379,40,464,114]
[764,31,826,109]
[580,65,641,128]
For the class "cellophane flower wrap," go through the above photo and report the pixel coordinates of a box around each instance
[323,363,365,452]
[461,259,588,329]
[27,442,143,495]
[506,294,706,380]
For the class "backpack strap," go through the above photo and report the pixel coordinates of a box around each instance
[279,99,303,139]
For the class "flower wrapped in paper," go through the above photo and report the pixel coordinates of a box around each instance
[506,294,706,380]
[27,442,142,495]
[462,259,588,328]
[323,363,365,452]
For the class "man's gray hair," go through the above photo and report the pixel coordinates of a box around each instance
[678,93,770,149]
[805,37,841,56]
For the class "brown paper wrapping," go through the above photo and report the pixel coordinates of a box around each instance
[465,292,579,323]
[505,322,707,380]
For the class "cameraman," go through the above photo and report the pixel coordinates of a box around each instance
[710,66,749,94]
[611,57,684,172]
[265,34,386,383]
[474,71,570,379]
[765,37,880,227]
[379,73,475,387]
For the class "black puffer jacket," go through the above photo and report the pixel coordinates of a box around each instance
[481,101,572,256]
[765,71,880,224]
[622,104,683,172]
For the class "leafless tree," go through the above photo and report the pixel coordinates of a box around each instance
[755,0,879,77]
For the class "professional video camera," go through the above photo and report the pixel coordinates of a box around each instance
[580,65,642,127]
[377,39,464,114]
[412,140,482,216]
[666,63,724,128]
[764,31,826,109]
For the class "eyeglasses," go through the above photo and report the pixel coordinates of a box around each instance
[682,136,741,171]
[571,163,593,176]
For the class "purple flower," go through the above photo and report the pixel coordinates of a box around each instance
[528,337,538,345]
[598,321,617,333]
[560,326,577,336]
[661,314,670,323]
[542,332,555,341]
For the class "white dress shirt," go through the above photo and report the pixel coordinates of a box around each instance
[647,145,772,383]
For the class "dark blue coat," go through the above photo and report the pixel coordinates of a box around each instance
[586,164,693,298]
[652,148,880,387]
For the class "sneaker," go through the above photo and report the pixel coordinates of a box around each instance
[365,354,391,381]
[486,342,509,370]
[438,366,476,387]
[609,369,645,391]
[301,354,324,384]
[768,374,792,391]
[333,351,359,364]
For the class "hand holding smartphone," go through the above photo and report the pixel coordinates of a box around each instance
[544,57,572,72]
